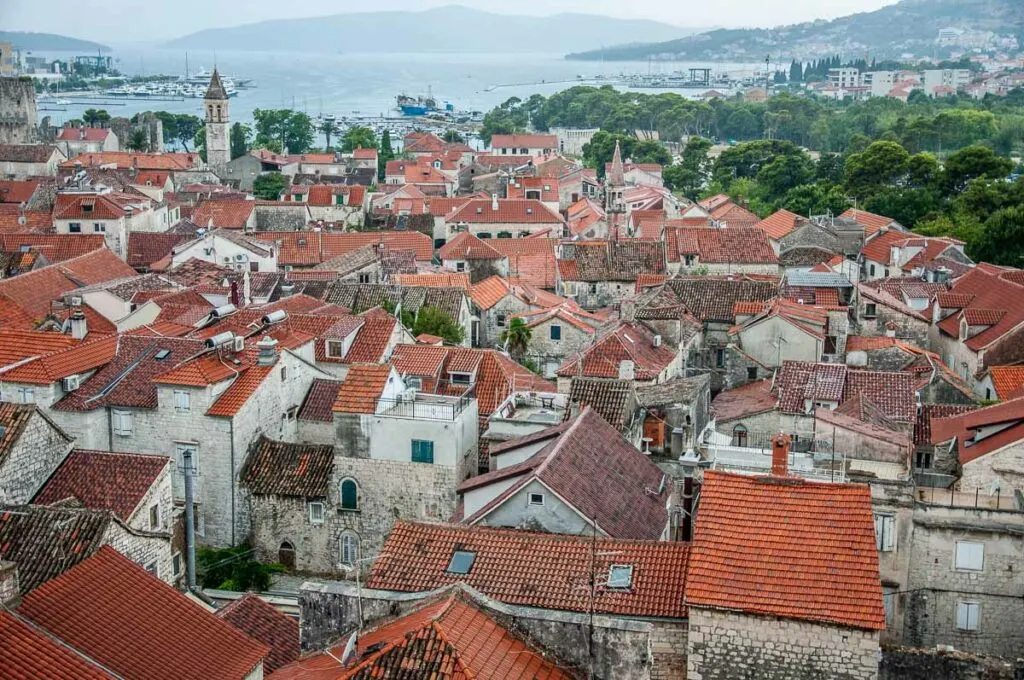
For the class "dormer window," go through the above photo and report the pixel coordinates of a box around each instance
[960,318,969,340]
[326,339,344,358]
[450,372,472,385]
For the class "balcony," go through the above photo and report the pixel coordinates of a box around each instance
[701,428,847,483]
[375,388,474,422]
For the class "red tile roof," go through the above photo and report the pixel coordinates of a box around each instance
[256,231,432,266]
[193,199,255,229]
[219,594,300,674]
[929,397,1024,464]
[757,209,804,240]
[774,361,917,422]
[710,379,777,422]
[57,126,112,142]
[990,366,1024,400]
[19,546,269,680]
[207,364,275,417]
[127,232,190,269]
[490,134,557,149]
[242,436,335,498]
[60,151,201,171]
[914,403,977,446]
[488,238,558,288]
[0,248,136,320]
[666,226,777,264]
[447,199,564,225]
[298,378,342,422]
[0,233,106,263]
[686,470,885,630]
[0,144,60,164]
[556,323,677,380]
[367,521,689,619]
[462,407,669,540]
[390,344,448,378]
[845,335,900,352]
[0,179,41,204]
[936,268,1024,351]
[32,449,168,521]
[0,328,80,367]
[393,272,470,289]
[469,275,511,310]
[333,363,393,414]
[438,230,503,261]
[840,208,899,236]
[506,176,559,203]
[273,591,572,680]
[0,609,116,678]
[2,334,118,384]
[0,205,53,233]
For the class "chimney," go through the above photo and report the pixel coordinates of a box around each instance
[69,308,88,340]
[280,282,295,297]
[256,336,279,366]
[618,359,635,381]
[491,193,499,211]
[0,560,19,608]
[771,432,791,477]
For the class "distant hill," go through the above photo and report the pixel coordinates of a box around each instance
[163,5,706,54]
[0,31,109,52]
[566,0,1024,61]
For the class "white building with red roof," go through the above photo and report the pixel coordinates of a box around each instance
[445,196,564,240]
[490,133,558,157]
[53,190,170,258]
[56,126,119,157]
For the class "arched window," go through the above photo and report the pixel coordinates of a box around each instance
[215,104,222,120]
[340,532,359,567]
[732,424,748,448]
[340,479,358,510]
[278,541,296,570]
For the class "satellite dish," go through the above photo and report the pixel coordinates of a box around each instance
[340,631,358,666]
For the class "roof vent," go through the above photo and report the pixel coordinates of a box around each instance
[256,336,280,366]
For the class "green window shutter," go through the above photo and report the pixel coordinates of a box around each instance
[412,440,434,464]
[340,480,358,509]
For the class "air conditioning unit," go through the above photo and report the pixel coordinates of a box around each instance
[223,257,231,263]
[63,375,80,392]
[235,254,248,262]
[70,296,82,306]
[233,336,245,352]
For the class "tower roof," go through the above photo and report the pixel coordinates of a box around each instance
[204,69,228,101]
[608,140,625,186]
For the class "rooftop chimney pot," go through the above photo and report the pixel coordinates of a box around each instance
[771,432,791,477]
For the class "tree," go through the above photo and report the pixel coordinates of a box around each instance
[844,141,910,199]
[126,128,150,152]
[82,108,110,127]
[194,125,206,163]
[252,172,289,201]
[724,108,760,140]
[379,129,395,182]
[442,129,465,144]
[969,206,1024,266]
[664,137,712,197]
[252,109,315,154]
[582,131,634,177]
[941,145,1014,194]
[412,306,464,345]
[318,118,340,150]
[173,114,202,153]
[197,545,283,591]
[499,317,532,363]
[341,126,377,153]
[230,122,251,160]
[755,151,815,204]
[863,187,941,228]
[781,181,851,217]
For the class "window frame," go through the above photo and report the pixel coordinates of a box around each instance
[340,478,359,511]
[149,504,160,530]
[550,324,561,341]
[325,339,345,359]
[308,501,325,524]
[874,513,897,552]
[956,601,980,632]
[864,303,877,318]
[68,222,82,233]
[406,376,423,390]
[340,532,359,567]
[607,564,634,589]
[528,492,545,506]
[955,541,984,572]
[173,390,191,413]
[746,366,758,381]
[112,409,133,437]
[411,439,435,464]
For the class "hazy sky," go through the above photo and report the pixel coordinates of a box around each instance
[1,0,899,43]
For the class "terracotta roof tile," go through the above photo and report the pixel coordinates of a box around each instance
[127,232,190,269]
[367,521,689,619]
[218,594,300,674]
[0,144,60,163]
[556,323,676,380]
[298,378,342,422]
[990,366,1024,400]
[393,272,470,289]
[390,344,448,378]
[32,450,167,521]
[333,363,393,414]
[914,403,978,446]
[565,378,634,430]
[929,397,1024,464]
[0,609,117,677]
[242,436,335,498]
[686,470,885,630]
[19,546,269,680]
[638,276,779,324]
[0,233,106,263]
[840,208,899,236]
[711,379,777,422]
[936,268,1024,351]
[2,334,118,384]
[757,209,804,240]
[845,335,900,352]
[559,240,666,281]
[665,227,777,264]
[448,199,564,225]
[193,199,255,229]
[773,361,916,422]
[0,179,41,203]
[207,364,275,417]
[437,231,503,261]
[469,275,510,310]
[0,328,79,367]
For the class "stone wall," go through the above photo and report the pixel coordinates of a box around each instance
[478,295,531,348]
[0,409,73,505]
[298,580,680,679]
[0,77,38,144]
[687,607,879,680]
[879,647,1023,680]
[857,298,929,349]
[102,519,174,585]
[959,440,1024,496]
[525,316,594,379]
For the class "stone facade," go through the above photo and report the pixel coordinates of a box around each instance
[879,647,1023,680]
[902,507,1024,658]
[101,517,175,585]
[0,408,73,505]
[525,316,595,379]
[477,294,531,348]
[959,440,1024,495]
[568,280,638,311]
[249,457,457,575]
[687,607,880,680]
[857,297,929,349]
[0,77,38,144]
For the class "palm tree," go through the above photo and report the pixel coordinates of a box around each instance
[500,317,532,363]
[126,129,150,152]
[319,119,340,150]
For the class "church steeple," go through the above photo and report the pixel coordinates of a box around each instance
[205,69,228,101]
[608,140,625,187]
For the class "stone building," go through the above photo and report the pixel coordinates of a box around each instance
[555,322,682,394]
[552,127,599,156]
[0,77,38,144]
[299,521,691,680]
[0,403,74,505]
[557,239,666,310]
[203,70,231,172]
[469,274,569,349]
[517,303,605,378]
[685,447,886,680]
[663,225,779,276]
[0,143,65,178]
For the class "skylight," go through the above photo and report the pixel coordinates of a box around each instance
[607,564,634,589]
[446,550,476,575]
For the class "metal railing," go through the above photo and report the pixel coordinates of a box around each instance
[375,392,473,421]
[917,486,1023,511]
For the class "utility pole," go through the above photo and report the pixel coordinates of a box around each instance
[183,447,197,589]
[765,54,771,101]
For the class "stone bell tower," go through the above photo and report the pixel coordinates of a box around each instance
[203,70,230,171]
